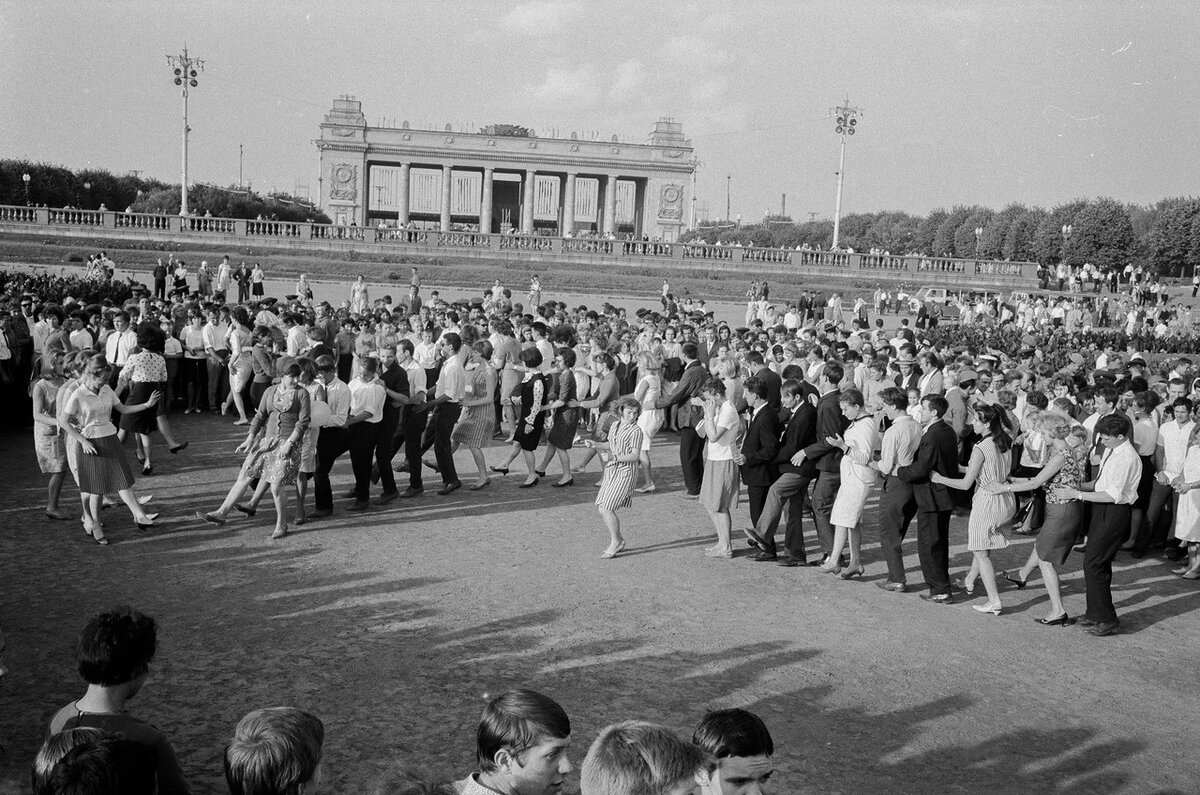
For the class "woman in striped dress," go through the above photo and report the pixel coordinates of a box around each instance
[60,355,161,544]
[451,339,498,490]
[32,351,69,520]
[932,404,1016,615]
[591,397,644,559]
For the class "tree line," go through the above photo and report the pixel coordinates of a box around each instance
[0,160,329,224]
[683,197,1200,276]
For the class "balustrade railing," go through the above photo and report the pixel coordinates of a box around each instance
[114,212,175,231]
[48,209,103,226]
[0,204,1037,281]
[183,216,236,234]
[0,206,37,223]
[500,234,553,252]
[247,220,301,237]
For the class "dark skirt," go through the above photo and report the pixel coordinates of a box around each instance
[119,382,162,435]
[77,434,135,494]
[1036,501,1083,566]
[513,419,544,452]
[547,407,580,450]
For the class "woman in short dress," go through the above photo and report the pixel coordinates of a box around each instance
[591,396,644,559]
[696,377,745,559]
[60,355,160,543]
[632,351,663,493]
[180,309,208,414]
[824,388,881,578]
[250,262,265,298]
[296,273,314,303]
[117,325,186,477]
[451,339,497,490]
[535,347,580,487]
[988,413,1087,624]
[248,326,276,411]
[1170,424,1200,579]
[350,274,370,315]
[200,362,311,539]
[32,351,69,520]
[933,403,1017,615]
[490,319,522,439]
[490,348,546,487]
[294,357,327,525]
[223,306,255,424]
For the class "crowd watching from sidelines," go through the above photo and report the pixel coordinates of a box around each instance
[30,611,772,794]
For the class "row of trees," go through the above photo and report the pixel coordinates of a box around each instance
[0,160,328,224]
[684,197,1200,277]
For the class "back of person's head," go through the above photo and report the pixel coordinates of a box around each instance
[42,736,157,795]
[581,721,711,795]
[76,606,157,686]
[224,706,325,795]
[692,709,774,760]
[32,729,105,795]
[477,690,571,773]
[369,763,457,795]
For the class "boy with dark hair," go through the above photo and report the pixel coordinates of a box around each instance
[455,689,572,795]
[692,709,775,794]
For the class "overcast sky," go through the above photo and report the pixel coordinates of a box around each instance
[2,1,1196,222]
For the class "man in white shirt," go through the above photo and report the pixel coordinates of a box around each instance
[1059,413,1141,636]
[531,321,555,373]
[203,308,230,412]
[396,339,429,498]
[104,310,137,388]
[1129,397,1194,557]
[419,332,467,494]
[311,356,352,517]
[345,357,387,511]
[872,387,924,591]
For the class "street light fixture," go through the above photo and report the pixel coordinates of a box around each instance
[83,181,91,209]
[22,173,31,206]
[1061,223,1073,266]
[166,45,204,216]
[830,98,862,251]
[974,225,984,258]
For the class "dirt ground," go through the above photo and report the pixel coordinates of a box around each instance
[2,410,1199,794]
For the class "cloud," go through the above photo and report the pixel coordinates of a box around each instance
[501,0,582,35]
[528,64,601,105]
[609,59,646,102]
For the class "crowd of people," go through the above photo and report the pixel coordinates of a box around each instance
[30,605,776,794]
[5,258,1200,607]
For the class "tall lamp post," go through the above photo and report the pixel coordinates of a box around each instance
[725,174,731,222]
[1061,223,1073,267]
[830,98,861,251]
[166,46,204,216]
[974,225,984,258]
[688,157,701,231]
[22,173,31,206]
[83,181,91,210]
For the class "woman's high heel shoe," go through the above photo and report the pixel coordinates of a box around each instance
[953,578,976,596]
[838,565,865,580]
[973,603,1003,616]
[1002,572,1028,589]
[552,479,574,487]
[1036,613,1075,626]
[519,476,540,488]
[489,466,509,475]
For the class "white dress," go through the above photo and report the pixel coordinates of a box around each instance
[636,374,663,452]
[830,416,881,527]
[1175,447,1200,543]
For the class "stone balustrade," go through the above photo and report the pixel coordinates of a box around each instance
[0,204,1037,285]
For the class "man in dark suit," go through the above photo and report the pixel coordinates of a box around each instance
[897,394,960,602]
[794,361,850,564]
[894,353,921,392]
[655,341,708,497]
[738,376,781,532]
[739,351,782,410]
[748,379,817,563]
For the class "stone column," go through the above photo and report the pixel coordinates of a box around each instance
[603,174,617,237]
[521,169,536,234]
[480,168,494,234]
[440,165,452,232]
[397,164,410,225]
[562,172,576,237]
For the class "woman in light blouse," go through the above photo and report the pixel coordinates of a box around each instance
[223,306,255,424]
[695,377,744,559]
[181,309,208,414]
[60,355,160,543]
[824,388,881,578]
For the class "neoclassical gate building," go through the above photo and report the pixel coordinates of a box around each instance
[316,97,695,241]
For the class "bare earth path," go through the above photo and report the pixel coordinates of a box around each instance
[2,413,1199,793]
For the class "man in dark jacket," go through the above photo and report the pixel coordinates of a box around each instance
[738,376,781,532]
[897,394,960,602]
[794,361,850,564]
[747,379,817,563]
[655,342,708,497]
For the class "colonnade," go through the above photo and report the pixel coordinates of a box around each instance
[381,164,633,236]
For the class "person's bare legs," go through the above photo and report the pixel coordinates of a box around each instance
[554,447,574,485]
[155,415,182,449]
[824,526,849,572]
[209,475,254,519]
[45,472,67,518]
[270,481,288,538]
[635,451,656,491]
[521,450,539,484]
[705,509,732,556]
[847,525,864,571]
[468,445,488,486]
[117,488,156,524]
[974,551,1002,610]
[598,507,624,557]
[1037,560,1067,620]
[295,474,310,523]
[243,479,271,511]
